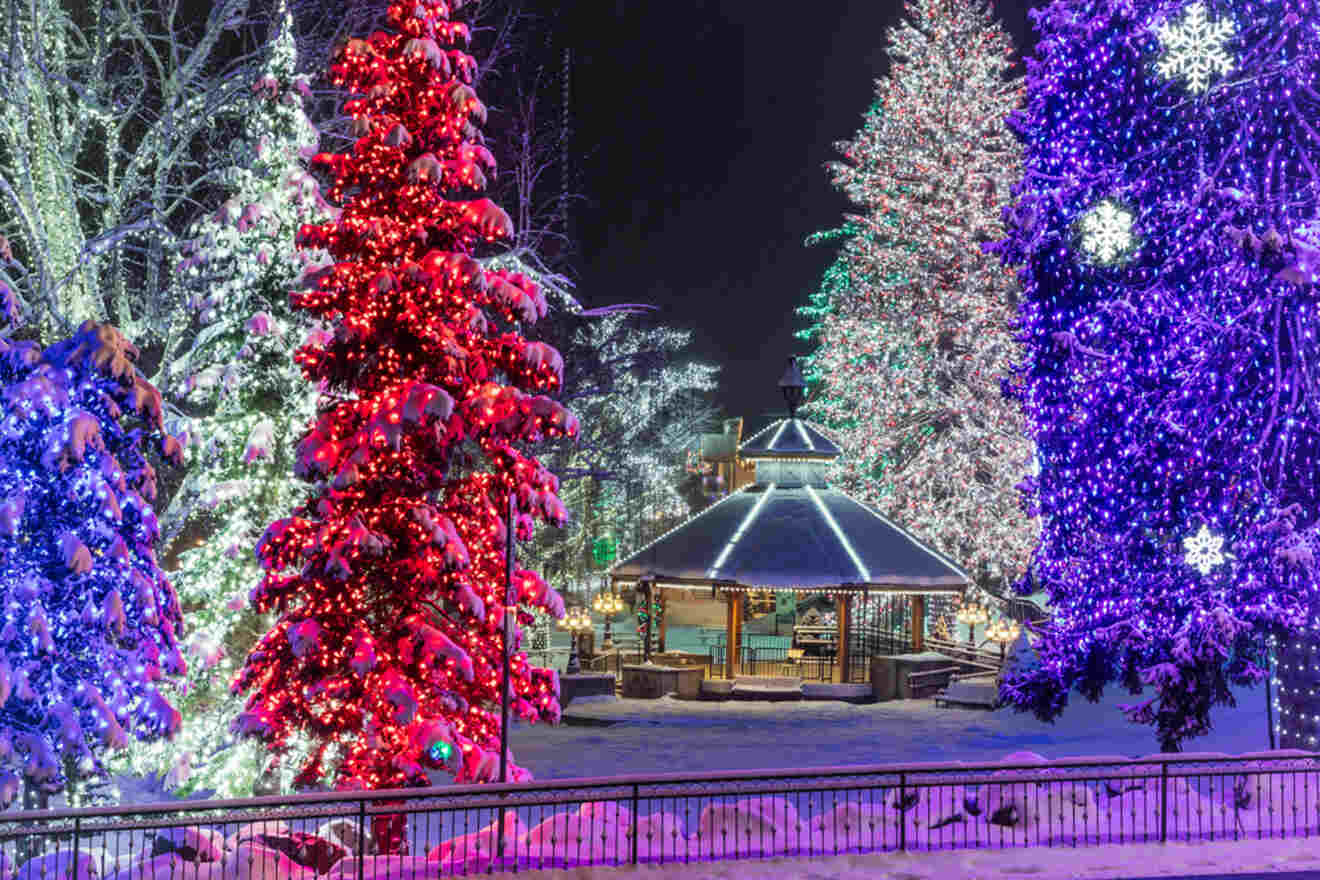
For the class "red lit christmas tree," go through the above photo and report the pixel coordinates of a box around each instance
[233,0,573,806]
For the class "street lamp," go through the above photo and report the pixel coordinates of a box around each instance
[558,606,593,675]
[591,589,624,651]
[986,617,1021,663]
[955,599,990,647]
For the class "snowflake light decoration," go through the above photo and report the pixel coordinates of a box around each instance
[1155,3,1235,94]
[1078,200,1137,265]
[1182,524,1230,575]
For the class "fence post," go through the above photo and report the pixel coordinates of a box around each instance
[1159,761,1169,844]
[630,783,641,865]
[898,773,907,851]
[71,815,80,876]
[357,799,368,880]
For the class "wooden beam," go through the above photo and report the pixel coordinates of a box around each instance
[658,592,668,653]
[911,595,926,653]
[726,593,742,679]
[834,596,850,683]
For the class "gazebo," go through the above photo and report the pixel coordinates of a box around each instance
[609,358,970,682]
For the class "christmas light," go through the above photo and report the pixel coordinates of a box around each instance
[114,1,332,798]
[1077,200,1138,265]
[0,322,186,802]
[516,289,718,601]
[1156,2,1236,94]
[1182,525,1230,576]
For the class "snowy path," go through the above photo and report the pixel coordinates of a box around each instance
[508,686,1274,780]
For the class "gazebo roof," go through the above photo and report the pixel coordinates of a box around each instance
[738,418,841,460]
[609,482,968,594]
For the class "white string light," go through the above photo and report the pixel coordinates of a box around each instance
[834,490,973,582]
[793,419,816,451]
[805,484,870,582]
[708,484,777,577]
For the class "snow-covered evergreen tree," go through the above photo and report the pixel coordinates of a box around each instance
[111,5,334,797]
[803,0,1035,592]
[234,2,572,839]
[0,321,185,803]
[995,0,1320,751]
[795,223,869,401]
[527,298,718,597]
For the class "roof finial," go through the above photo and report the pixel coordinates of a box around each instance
[778,357,806,420]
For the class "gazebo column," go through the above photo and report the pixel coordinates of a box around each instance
[911,595,926,653]
[833,595,851,683]
[725,592,743,679]
[658,592,668,654]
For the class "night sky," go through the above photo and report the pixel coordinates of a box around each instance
[562,0,1038,423]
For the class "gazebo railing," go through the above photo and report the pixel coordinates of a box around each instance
[708,646,836,681]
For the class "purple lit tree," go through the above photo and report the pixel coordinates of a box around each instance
[996,1,1320,751]
[0,321,186,803]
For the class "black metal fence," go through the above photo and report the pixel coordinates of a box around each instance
[705,629,916,683]
[1,753,1315,877]
[707,645,836,680]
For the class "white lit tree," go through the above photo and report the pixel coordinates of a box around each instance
[803,0,1036,593]
[516,285,719,601]
[109,5,334,797]
[0,0,282,343]
[473,28,719,602]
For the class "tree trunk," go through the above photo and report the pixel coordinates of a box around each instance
[371,810,408,855]
[1276,629,1319,750]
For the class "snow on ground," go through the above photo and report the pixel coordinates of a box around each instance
[478,836,1320,880]
[508,685,1275,780]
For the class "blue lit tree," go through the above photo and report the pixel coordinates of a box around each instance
[996,1,1320,750]
[0,321,186,802]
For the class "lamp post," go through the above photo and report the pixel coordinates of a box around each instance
[558,607,593,675]
[956,599,990,650]
[592,588,624,651]
[985,617,1021,664]
[499,491,515,785]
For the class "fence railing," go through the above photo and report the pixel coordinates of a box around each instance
[707,645,836,681]
[924,635,1005,676]
[1,752,1315,877]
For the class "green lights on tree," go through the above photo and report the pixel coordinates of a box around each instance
[592,535,618,568]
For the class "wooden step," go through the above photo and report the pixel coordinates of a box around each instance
[730,675,804,701]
